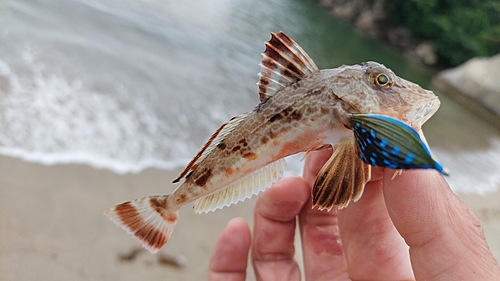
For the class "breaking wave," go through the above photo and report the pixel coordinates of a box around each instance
[0,50,194,174]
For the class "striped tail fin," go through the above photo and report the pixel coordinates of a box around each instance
[105,195,179,253]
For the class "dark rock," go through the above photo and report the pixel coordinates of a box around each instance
[387,27,412,48]
[330,0,365,23]
[355,10,379,37]
[371,0,386,19]
[415,42,438,66]
[314,0,443,67]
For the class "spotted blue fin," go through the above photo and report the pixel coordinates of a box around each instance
[348,114,449,176]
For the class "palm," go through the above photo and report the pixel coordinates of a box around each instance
[208,149,500,280]
[297,149,413,280]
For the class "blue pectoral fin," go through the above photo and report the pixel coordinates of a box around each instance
[348,114,449,176]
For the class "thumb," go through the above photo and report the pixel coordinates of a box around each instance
[382,169,500,280]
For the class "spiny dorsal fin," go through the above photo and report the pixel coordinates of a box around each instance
[173,113,249,183]
[193,158,286,214]
[257,31,319,102]
[312,138,371,210]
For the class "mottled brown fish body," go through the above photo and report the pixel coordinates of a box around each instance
[105,31,440,254]
[174,71,352,205]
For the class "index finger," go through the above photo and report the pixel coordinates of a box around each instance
[382,169,500,279]
[251,176,310,280]
[208,218,251,281]
[299,149,350,280]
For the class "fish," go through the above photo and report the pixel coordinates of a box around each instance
[105,31,447,253]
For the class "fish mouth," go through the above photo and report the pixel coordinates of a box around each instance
[405,97,440,128]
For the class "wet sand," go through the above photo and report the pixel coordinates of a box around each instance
[1,154,499,280]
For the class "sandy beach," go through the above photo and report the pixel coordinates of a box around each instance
[1,154,499,280]
[0,155,258,280]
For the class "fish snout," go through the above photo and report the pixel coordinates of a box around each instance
[405,92,440,128]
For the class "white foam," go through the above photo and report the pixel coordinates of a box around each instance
[0,146,188,174]
[0,48,195,174]
[433,137,500,195]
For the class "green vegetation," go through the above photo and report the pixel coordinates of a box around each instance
[385,0,500,66]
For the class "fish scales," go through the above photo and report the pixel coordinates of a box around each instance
[176,72,350,204]
[105,31,445,253]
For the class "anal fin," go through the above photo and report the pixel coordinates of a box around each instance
[312,138,371,210]
[193,159,286,214]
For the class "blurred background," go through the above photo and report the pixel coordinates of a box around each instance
[1,0,499,280]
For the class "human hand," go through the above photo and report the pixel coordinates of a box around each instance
[208,148,500,280]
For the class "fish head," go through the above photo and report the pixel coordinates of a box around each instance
[323,61,440,129]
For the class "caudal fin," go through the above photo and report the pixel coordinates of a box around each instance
[104,195,179,253]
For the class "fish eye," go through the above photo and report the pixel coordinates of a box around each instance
[374,73,390,87]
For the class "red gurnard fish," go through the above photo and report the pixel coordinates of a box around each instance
[105,31,444,253]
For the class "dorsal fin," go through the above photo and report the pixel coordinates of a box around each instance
[193,159,286,214]
[257,31,319,102]
[172,113,249,183]
[312,138,371,210]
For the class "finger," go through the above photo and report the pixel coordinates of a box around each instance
[251,176,309,281]
[208,218,251,281]
[337,177,414,280]
[382,169,500,280]
[303,147,334,184]
[299,149,349,280]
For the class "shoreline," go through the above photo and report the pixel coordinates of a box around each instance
[1,155,499,280]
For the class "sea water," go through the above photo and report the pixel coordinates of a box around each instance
[0,0,499,193]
